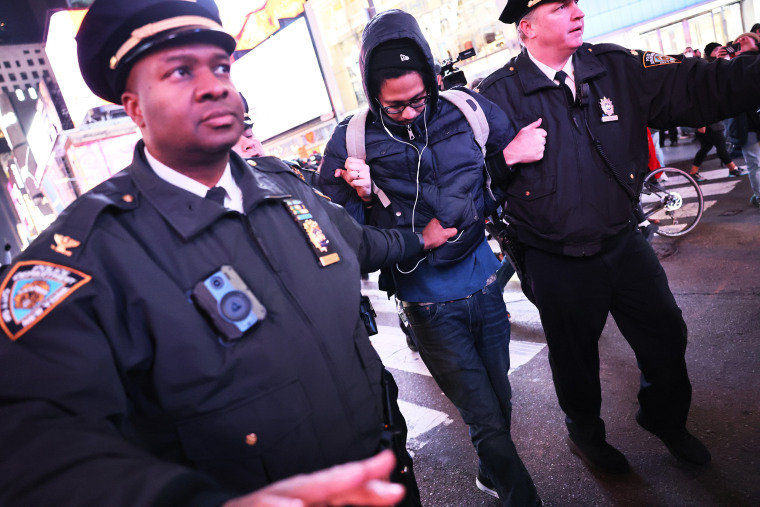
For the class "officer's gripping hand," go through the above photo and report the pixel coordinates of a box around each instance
[421,218,458,250]
[502,118,547,166]
[334,157,373,202]
[222,450,405,507]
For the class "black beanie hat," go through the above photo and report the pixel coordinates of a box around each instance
[369,40,426,75]
[704,42,721,60]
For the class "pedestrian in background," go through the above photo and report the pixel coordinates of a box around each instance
[726,31,760,207]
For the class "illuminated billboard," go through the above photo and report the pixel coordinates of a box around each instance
[231,16,332,142]
[45,9,109,127]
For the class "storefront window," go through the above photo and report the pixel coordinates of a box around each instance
[640,2,744,55]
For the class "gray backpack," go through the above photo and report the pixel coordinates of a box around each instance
[344,89,491,208]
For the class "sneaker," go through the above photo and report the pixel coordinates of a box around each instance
[636,409,711,466]
[751,195,760,208]
[566,435,630,474]
[689,172,707,183]
[475,472,499,499]
[729,167,749,177]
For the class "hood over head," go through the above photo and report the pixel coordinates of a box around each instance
[359,9,439,118]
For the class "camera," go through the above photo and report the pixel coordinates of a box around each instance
[724,42,741,57]
[440,48,476,90]
[192,266,266,340]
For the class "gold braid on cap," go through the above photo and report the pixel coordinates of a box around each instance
[109,15,224,69]
[527,0,543,7]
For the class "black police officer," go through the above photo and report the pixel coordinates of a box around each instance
[0,0,457,505]
[478,0,760,475]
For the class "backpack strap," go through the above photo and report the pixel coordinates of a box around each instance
[440,88,495,200]
[346,108,391,208]
[439,89,489,158]
[346,108,369,160]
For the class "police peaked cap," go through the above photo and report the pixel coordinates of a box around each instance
[498,0,561,24]
[77,0,237,104]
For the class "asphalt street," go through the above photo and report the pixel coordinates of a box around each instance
[364,141,760,507]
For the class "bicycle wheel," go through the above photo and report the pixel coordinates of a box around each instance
[640,167,704,237]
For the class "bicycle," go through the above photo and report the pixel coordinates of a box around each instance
[639,167,704,237]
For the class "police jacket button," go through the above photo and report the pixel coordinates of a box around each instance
[630,174,635,179]
[509,66,515,71]
[122,194,134,203]
[247,160,257,167]
[245,433,258,446]
[525,191,531,197]
[396,211,402,216]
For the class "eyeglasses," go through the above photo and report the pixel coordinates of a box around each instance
[378,94,430,115]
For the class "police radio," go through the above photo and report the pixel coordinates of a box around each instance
[192,265,266,341]
[440,48,476,90]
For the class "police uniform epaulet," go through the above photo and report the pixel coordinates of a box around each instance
[246,156,327,198]
[476,57,518,93]
[42,173,140,262]
[245,156,294,174]
[589,43,632,56]
[247,156,310,182]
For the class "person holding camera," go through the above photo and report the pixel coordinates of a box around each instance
[0,1,463,505]
[726,31,760,207]
[477,0,760,476]
[319,9,545,506]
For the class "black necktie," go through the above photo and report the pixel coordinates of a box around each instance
[555,70,575,106]
[205,186,227,206]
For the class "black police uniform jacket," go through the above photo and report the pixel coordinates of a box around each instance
[0,143,422,506]
[478,44,760,256]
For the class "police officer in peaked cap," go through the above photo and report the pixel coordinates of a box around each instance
[0,0,458,505]
[477,0,760,481]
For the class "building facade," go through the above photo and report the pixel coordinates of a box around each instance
[0,43,53,98]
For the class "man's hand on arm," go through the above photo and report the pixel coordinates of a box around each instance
[334,157,373,202]
[420,218,458,250]
[222,450,405,507]
[502,118,547,166]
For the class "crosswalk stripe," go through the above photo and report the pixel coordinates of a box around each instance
[397,400,453,444]
[363,271,545,441]
[370,328,545,377]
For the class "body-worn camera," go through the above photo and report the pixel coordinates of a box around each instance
[192,266,267,341]
[440,48,476,90]
[360,295,378,336]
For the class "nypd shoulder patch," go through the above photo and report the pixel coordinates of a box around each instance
[643,52,682,67]
[0,261,92,341]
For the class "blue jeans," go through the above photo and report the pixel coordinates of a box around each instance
[742,131,760,198]
[403,281,537,506]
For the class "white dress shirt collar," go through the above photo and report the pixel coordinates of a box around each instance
[526,49,576,98]
[144,148,244,213]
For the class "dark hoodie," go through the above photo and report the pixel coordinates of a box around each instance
[319,10,513,295]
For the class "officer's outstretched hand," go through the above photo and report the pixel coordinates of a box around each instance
[502,118,546,166]
[223,450,405,507]
[422,218,458,250]
[335,157,373,202]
